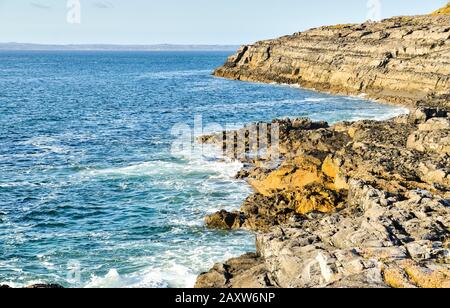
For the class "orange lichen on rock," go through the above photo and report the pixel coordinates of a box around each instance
[432,2,450,15]
[294,184,346,214]
[249,156,324,196]
[384,261,450,289]
[403,261,450,288]
[248,155,348,215]
[383,266,416,289]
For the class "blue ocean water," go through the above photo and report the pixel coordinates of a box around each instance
[0,51,407,288]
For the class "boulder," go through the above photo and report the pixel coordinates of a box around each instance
[204,210,245,230]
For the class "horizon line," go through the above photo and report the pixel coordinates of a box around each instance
[0,42,242,51]
[0,42,242,50]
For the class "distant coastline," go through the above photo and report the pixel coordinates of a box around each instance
[0,43,240,52]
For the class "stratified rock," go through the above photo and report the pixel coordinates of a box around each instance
[214,14,450,107]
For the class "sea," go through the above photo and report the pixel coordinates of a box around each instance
[0,51,408,287]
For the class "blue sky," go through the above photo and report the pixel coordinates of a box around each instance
[0,0,447,45]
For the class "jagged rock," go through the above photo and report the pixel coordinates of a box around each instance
[409,107,449,124]
[198,109,449,288]
[418,118,450,131]
[407,130,450,154]
[202,109,449,230]
[204,210,245,230]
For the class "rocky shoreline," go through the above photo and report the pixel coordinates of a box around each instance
[195,8,450,288]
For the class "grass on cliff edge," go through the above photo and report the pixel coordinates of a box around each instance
[432,2,450,15]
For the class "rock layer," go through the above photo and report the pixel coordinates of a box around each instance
[214,14,450,108]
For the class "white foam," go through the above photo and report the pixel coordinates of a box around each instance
[303,97,329,102]
[84,269,125,288]
[84,265,197,288]
[202,98,318,111]
[80,145,244,181]
[80,162,167,177]
[20,136,68,154]
[138,70,211,80]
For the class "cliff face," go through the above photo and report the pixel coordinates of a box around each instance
[214,14,450,107]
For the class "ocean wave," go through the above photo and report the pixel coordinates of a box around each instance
[137,70,211,80]
[84,265,197,288]
[79,146,243,181]
[303,97,329,103]
[199,98,321,111]
[19,136,69,154]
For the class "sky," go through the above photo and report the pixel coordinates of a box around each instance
[0,0,448,45]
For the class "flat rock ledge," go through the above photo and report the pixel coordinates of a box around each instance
[197,107,449,288]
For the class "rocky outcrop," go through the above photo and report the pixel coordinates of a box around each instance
[205,210,245,230]
[198,6,450,289]
[214,14,450,108]
[197,107,449,288]
[198,179,450,288]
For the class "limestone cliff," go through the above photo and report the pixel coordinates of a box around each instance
[214,13,450,107]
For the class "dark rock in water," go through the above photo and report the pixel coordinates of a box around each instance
[205,210,245,230]
[0,284,64,289]
[25,284,64,289]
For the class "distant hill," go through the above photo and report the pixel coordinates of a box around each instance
[432,2,450,15]
[0,43,240,52]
